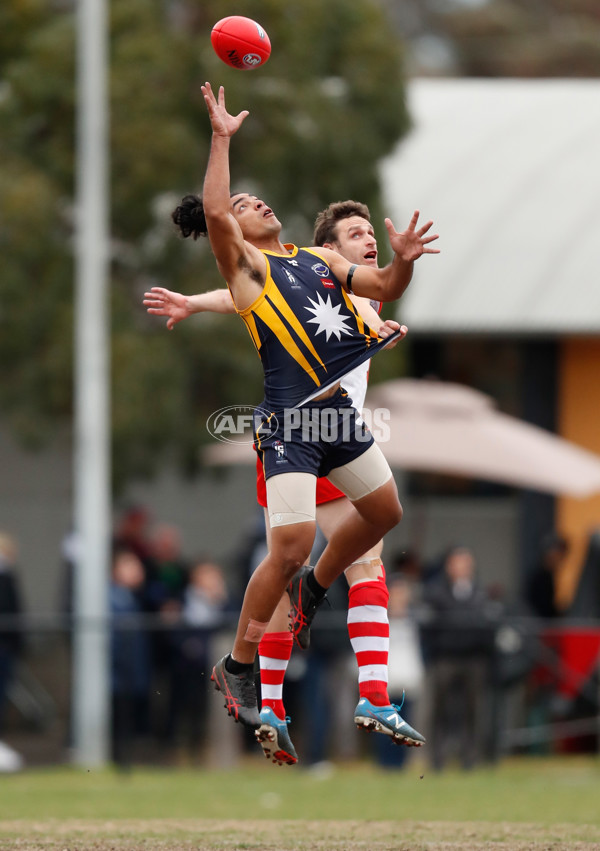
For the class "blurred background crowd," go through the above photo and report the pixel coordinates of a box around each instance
[1,503,599,773]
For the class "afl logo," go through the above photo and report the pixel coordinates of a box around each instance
[206,405,278,444]
[243,53,262,66]
[311,263,331,278]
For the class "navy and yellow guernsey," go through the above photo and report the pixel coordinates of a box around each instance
[231,245,401,410]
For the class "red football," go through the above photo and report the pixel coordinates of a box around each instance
[211,16,271,70]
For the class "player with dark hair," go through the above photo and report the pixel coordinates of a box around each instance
[146,82,438,762]
[146,200,422,763]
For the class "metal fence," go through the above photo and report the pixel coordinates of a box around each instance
[0,613,599,769]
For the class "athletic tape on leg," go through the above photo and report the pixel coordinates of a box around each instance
[245,619,270,643]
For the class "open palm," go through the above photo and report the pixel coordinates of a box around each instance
[201,82,249,138]
[385,211,439,262]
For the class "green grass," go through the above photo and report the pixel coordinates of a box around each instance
[1,756,599,824]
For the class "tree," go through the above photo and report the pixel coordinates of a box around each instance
[0,0,410,489]
[439,0,600,77]
[382,0,600,78]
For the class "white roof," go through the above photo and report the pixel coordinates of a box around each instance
[380,79,600,334]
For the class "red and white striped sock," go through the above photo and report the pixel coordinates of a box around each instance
[258,631,294,720]
[347,576,390,707]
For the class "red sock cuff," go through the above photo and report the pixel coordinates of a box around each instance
[348,579,389,609]
[258,631,294,659]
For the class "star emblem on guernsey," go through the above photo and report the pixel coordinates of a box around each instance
[304,292,354,341]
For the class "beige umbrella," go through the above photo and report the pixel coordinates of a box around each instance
[365,379,600,498]
[202,379,600,498]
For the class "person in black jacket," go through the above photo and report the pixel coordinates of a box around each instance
[525,533,569,619]
[422,545,496,770]
[0,533,24,736]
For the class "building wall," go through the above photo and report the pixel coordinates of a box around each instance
[1,423,522,614]
[0,426,258,614]
[557,337,600,607]
[0,428,73,616]
[386,475,521,600]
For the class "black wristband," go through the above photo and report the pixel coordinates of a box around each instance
[346,264,358,293]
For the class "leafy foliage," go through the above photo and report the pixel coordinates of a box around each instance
[396,0,600,77]
[0,0,410,488]
[442,0,600,77]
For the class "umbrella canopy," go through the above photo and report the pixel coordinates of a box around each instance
[202,379,600,498]
[365,379,600,498]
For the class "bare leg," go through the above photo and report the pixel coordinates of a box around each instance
[313,478,402,589]
[263,508,294,632]
[232,520,315,663]
[314,499,384,585]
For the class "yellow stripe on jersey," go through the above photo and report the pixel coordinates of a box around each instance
[243,311,261,351]
[341,288,379,343]
[253,299,322,387]
[266,280,326,370]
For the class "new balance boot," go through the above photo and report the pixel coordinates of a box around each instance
[255,707,298,766]
[354,697,426,746]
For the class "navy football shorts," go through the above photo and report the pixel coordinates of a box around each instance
[254,387,374,482]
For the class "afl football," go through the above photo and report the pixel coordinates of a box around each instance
[211,16,271,70]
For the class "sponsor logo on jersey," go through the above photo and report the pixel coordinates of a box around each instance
[311,263,331,278]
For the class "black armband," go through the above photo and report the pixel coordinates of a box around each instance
[346,264,358,294]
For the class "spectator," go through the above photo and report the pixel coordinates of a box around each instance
[523,533,571,753]
[113,505,154,580]
[422,545,497,771]
[0,536,23,712]
[525,533,569,619]
[0,533,24,772]
[300,573,356,769]
[390,548,423,585]
[374,572,425,769]
[182,558,230,628]
[163,559,231,760]
[109,546,152,768]
[147,524,189,607]
[144,524,190,712]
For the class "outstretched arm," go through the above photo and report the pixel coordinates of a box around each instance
[325,210,439,303]
[200,84,266,292]
[201,83,248,247]
[144,286,235,329]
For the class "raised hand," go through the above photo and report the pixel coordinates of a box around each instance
[385,212,439,263]
[201,82,249,138]
[143,286,189,330]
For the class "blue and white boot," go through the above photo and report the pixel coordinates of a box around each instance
[354,696,425,747]
[255,707,298,766]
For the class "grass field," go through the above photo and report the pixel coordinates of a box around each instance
[1,756,599,849]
